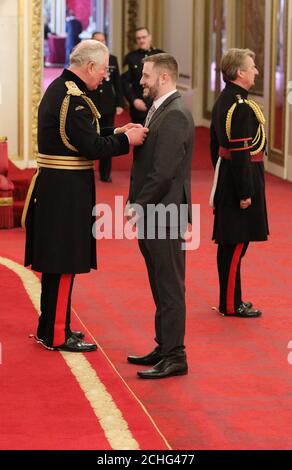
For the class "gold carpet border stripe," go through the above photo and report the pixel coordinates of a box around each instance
[0,197,13,206]
[0,257,139,451]
[72,307,172,450]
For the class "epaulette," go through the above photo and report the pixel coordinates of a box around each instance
[59,83,101,152]
[235,94,244,104]
[65,81,84,96]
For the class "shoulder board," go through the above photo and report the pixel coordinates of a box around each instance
[65,81,84,96]
[235,94,245,104]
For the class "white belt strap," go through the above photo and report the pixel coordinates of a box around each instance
[209,157,222,208]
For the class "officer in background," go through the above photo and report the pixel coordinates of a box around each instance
[65,9,82,66]
[122,27,164,124]
[88,31,124,183]
[23,40,148,352]
[210,48,269,318]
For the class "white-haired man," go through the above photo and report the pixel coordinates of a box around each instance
[23,40,148,352]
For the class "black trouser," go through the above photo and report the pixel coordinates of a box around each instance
[37,273,75,347]
[99,114,114,180]
[217,243,249,314]
[138,229,186,358]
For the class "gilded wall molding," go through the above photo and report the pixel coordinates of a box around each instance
[122,0,164,56]
[29,0,43,160]
[268,0,288,167]
[18,0,24,160]
[125,0,139,52]
[236,0,265,96]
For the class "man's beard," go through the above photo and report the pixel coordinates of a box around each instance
[143,80,159,101]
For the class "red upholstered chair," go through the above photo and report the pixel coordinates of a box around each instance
[0,137,14,229]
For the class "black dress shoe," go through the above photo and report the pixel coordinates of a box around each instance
[137,358,188,379]
[127,348,162,366]
[221,304,262,318]
[69,330,85,340]
[242,301,253,309]
[54,336,97,352]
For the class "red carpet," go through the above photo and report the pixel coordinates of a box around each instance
[1,165,292,449]
[0,262,170,450]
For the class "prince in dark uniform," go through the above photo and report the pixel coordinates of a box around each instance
[122,27,163,124]
[23,40,148,352]
[210,48,269,317]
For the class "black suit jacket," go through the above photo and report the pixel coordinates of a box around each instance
[128,92,195,228]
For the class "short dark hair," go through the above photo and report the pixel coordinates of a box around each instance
[143,53,178,82]
[91,31,106,40]
[135,27,150,35]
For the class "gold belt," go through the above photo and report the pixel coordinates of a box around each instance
[37,153,94,170]
[21,154,94,228]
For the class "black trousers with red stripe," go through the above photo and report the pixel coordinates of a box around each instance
[217,243,249,314]
[37,273,75,347]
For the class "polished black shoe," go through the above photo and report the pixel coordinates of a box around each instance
[54,336,97,352]
[137,358,188,379]
[69,330,85,340]
[242,301,253,309]
[127,348,162,366]
[221,304,262,318]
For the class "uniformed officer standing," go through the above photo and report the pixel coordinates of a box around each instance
[210,48,269,317]
[89,32,125,183]
[122,27,164,124]
[23,40,148,352]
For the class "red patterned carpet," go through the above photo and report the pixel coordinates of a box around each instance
[1,152,292,449]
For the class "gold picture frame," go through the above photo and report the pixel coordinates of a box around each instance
[269,0,288,166]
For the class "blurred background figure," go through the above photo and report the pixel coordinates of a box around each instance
[89,31,125,183]
[122,27,164,124]
[65,9,82,66]
[43,17,51,65]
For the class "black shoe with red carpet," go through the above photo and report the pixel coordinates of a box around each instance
[127,348,162,366]
[137,358,188,379]
[221,303,262,318]
[54,336,97,352]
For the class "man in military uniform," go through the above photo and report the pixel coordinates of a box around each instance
[89,31,125,183]
[23,40,148,352]
[210,48,269,317]
[122,27,164,124]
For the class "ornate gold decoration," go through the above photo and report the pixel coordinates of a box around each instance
[29,0,43,160]
[0,197,13,206]
[236,0,265,96]
[226,99,266,156]
[126,0,138,51]
[60,85,101,151]
[65,81,83,96]
[269,0,288,167]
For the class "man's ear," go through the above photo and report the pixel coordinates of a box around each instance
[237,68,244,79]
[88,62,95,74]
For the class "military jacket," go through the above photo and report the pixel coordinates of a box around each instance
[210,82,269,244]
[24,69,129,273]
[122,47,164,105]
